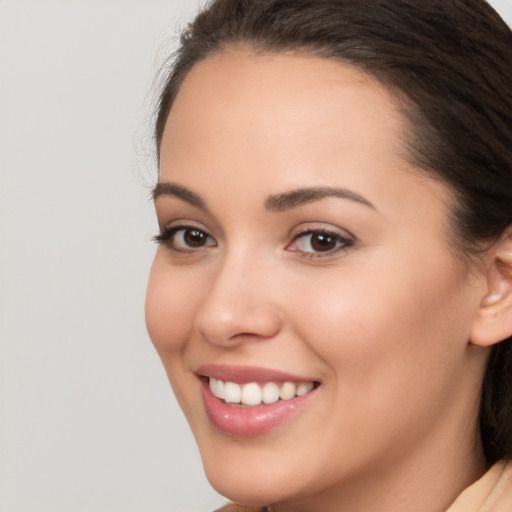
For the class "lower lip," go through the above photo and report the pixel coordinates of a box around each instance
[201,379,316,437]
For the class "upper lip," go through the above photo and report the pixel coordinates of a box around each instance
[196,364,318,384]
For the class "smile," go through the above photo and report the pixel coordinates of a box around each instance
[198,366,320,436]
[209,377,315,406]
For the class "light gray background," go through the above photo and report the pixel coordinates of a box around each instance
[1,1,511,511]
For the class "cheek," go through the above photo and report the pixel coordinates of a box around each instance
[278,257,474,468]
[145,255,199,357]
[286,249,470,397]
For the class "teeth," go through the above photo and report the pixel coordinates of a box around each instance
[209,378,316,406]
[279,382,296,400]
[241,382,262,405]
[224,381,241,403]
[262,382,280,404]
[209,377,225,400]
[296,382,314,396]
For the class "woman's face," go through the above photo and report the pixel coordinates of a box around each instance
[146,51,488,508]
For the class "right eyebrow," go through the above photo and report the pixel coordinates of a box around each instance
[264,186,375,212]
[152,182,208,211]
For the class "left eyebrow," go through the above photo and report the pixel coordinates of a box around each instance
[265,186,375,212]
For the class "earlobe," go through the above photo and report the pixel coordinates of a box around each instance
[470,228,512,347]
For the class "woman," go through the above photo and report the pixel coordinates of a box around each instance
[145,0,512,510]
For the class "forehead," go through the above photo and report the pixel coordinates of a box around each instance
[160,48,408,171]
[159,49,449,221]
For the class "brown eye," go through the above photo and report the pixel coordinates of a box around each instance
[173,227,216,249]
[309,232,338,252]
[183,229,209,247]
[289,229,353,255]
[154,226,217,251]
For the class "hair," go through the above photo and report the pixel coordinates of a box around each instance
[154,0,512,463]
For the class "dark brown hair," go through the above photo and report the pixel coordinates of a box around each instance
[154,0,512,463]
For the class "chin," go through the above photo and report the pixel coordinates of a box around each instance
[206,473,283,508]
[201,448,299,507]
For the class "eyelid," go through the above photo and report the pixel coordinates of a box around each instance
[286,223,355,257]
[288,222,355,241]
[154,221,217,252]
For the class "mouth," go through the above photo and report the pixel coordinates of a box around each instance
[208,377,317,407]
[197,366,320,436]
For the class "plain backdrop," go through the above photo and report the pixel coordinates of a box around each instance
[1,1,511,511]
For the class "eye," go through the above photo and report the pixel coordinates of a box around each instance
[287,229,353,255]
[154,225,217,251]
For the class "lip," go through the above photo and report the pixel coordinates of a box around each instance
[197,364,316,384]
[197,365,319,437]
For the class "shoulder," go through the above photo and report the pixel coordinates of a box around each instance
[446,459,512,512]
[214,504,267,512]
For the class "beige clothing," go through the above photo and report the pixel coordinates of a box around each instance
[215,460,512,512]
[215,505,266,512]
[447,459,512,512]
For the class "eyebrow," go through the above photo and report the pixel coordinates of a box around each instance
[265,186,375,212]
[152,182,375,213]
[152,182,208,211]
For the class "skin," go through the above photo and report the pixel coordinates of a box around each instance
[146,50,494,512]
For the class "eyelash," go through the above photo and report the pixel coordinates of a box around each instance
[287,229,354,257]
[153,225,217,253]
[154,225,354,257]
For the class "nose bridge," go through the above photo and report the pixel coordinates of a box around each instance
[194,245,281,346]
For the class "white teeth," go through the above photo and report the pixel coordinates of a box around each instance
[210,378,225,399]
[296,382,314,396]
[209,378,315,405]
[262,382,280,404]
[223,381,241,403]
[279,382,296,400]
[241,383,262,405]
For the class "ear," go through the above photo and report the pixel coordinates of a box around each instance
[470,228,512,347]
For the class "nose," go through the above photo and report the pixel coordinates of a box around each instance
[194,253,282,347]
